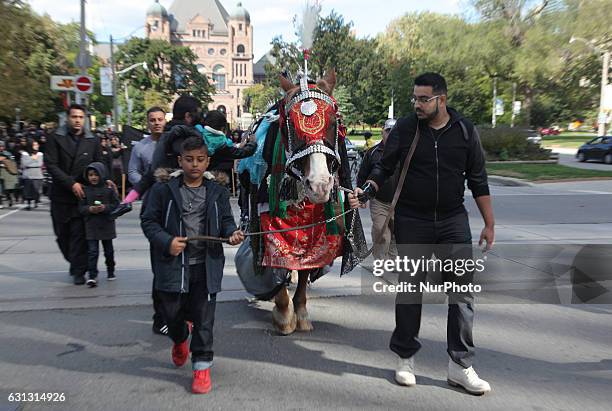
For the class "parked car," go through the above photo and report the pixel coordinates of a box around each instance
[576,136,612,164]
[539,127,561,136]
[526,129,542,144]
[345,138,358,160]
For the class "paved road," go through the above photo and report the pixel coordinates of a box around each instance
[0,182,610,410]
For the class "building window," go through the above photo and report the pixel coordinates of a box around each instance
[239,23,243,31]
[237,44,245,55]
[217,105,226,114]
[213,65,226,91]
[208,48,215,55]
[220,49,227,55]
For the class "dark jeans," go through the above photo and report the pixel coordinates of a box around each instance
[87,239,115,278]
[157,263,216,365]
[151,248,164,325]
[51,202,88,277]
[390,210,475,368]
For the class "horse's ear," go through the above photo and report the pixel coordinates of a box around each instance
[318,68,336,95]
[279,75,294,93]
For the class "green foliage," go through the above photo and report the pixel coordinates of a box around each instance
[479,126,551,160]
[242,84,279,115]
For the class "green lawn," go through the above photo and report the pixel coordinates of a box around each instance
[542,131,596,149]
[487,163,612,181]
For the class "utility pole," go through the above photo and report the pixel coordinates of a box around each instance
[492,76,498,128]
[77,0,87,105]
[511,82,517,128]
[598,50,610,136]
[110,35,119,131]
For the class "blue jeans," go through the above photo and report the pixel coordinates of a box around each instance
[87,239,115,278]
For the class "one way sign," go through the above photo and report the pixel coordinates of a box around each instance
[50,76,76,91]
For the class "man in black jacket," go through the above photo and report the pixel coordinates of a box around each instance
[45,104,103,285]
[349,73,495,395]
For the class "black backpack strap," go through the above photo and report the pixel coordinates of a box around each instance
[459,120,470,142]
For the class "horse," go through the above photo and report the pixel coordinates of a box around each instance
[241,70,366,335]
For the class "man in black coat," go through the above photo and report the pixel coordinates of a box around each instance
[45,104,103,285]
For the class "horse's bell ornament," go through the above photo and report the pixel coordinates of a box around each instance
[300,100,317,116]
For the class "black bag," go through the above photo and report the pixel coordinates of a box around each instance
[234,236,288,300]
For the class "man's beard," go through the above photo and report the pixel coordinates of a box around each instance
[416,105,439,122]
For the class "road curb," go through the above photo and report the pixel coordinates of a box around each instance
[488,175,533,187]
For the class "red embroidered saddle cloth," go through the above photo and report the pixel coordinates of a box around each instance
[260,201,342,270]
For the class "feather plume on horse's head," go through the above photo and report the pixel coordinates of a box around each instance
[296,0,321,51]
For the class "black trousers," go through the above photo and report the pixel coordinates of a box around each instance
[87,239,115,277]
[390,210,475,368]
[150,249,164,325]
[157,263,216,364]
[51,202,88,277]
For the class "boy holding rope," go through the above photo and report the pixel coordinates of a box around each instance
[141,136,244,394]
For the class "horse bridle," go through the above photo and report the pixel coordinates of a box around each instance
[281,87,341,181]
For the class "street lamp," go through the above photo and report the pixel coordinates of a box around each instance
[569,36,610,136]
[112,61,148,128]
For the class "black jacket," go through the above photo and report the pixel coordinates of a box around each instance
[368,108,489,221]
[208,141,257,173]
[79,162,119,240]
[45,126,102,204]
[140,175,238,294]
[357,142,399,203]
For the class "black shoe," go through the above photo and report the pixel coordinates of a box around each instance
[107,271,116,281]
[86,278,97,287]
[110,203,132,219]
[74,275,86,285]
[153,322,169,336]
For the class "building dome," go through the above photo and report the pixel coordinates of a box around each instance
[230,2,250,23]
[147,0,168,18]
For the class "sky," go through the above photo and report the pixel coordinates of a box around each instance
[26,0,464,61]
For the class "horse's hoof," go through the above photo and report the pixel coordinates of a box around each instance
[295,307,314,332]
[272,304,297,336]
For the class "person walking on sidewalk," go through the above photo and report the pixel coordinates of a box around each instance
[128,106,169,336]
[349,72,495,395]
[356,118,399,263]
[45,104,104,285]
[21,140,44,210]
[141,136,244,394]
[79,162,119,287]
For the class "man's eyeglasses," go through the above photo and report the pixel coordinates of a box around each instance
[410,95,442,105]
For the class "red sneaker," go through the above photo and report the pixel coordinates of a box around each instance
[171,339,189,367]
[192,369,212,394]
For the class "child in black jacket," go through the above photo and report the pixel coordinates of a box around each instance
[141,136,244,394]
[79,162,119,286]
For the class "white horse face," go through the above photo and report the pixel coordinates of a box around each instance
[303,152,334,204]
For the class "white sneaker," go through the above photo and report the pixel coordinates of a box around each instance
[447,359,491,395]
[395,357,416,386]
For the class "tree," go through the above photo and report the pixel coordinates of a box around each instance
[242,84,279,115]
[116,38,214,126]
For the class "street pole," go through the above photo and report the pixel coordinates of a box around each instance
[77,0,87,105]
[598,51,610,136]
[124,80,132,126]
[110,35,119,132]
[511,82,517,128]
[492,76,497,128]
[15,108,21,132]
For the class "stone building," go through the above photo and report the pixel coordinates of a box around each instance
[145,0,254,124]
